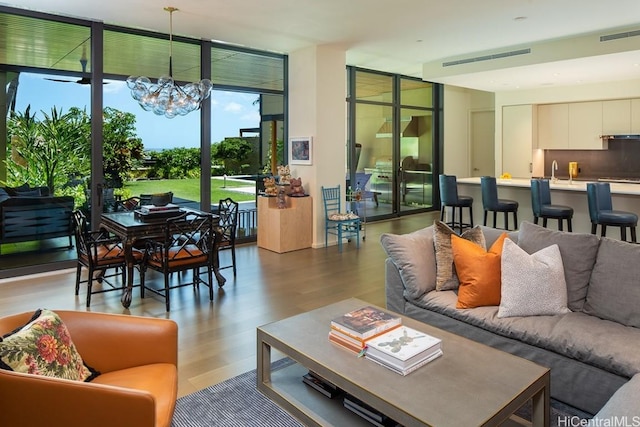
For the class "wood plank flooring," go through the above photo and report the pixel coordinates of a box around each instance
[0,212,439,397]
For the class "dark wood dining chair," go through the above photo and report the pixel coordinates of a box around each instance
[216,197,239,276]
[139,211,216,311]
[72,210,142,307]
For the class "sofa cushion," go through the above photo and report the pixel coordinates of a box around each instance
[583,237,640,328]
[517,221,600,311]
[380,226,436,299]
[0,309,99,382]
[433,221,486,291]
[498,239,570,318]
[15,189,42,197]
[4,183,30,196]
[414,291,640,379]
[453,232,507,309]
[588,373,640,423]
[0,188,9,203]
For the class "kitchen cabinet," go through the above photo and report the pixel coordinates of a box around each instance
[569,102,603,149]
[502,105,533,178]
[603,99,631,135]
[537,104,568,149]
[631,99,640,134]
[537,101,604,150]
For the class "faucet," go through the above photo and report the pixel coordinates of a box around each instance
[551,160,558,183]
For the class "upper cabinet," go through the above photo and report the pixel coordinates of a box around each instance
[603,100,631,134]
[568,101,603,149]
[537,101,615,150]
[537,104,568,149]
[631,99,640,134]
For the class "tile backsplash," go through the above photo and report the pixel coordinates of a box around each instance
[544,139,640,180]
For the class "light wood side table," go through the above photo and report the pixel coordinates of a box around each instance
[257,195,312,253]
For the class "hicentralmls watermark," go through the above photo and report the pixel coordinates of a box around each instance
[557,416,640,427]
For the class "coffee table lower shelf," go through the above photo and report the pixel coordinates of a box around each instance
[263,361,382,426]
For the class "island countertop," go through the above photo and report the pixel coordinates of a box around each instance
[456,177,640,196]
[454,177,640,236]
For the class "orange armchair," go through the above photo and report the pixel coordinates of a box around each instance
[0,310,178,427]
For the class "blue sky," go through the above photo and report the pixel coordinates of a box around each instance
[13,73,261,151]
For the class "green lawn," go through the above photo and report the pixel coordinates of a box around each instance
[122,177,256,203]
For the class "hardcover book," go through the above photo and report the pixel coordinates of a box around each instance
[366,348,443,376]
[330,306,401,340]
[364,326,442,369]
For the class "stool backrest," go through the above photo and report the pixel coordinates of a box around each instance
[480,176,499,210]
[439,174,459,206]
[587,182,613,222]
[530,179,552,215]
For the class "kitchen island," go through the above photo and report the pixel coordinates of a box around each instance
[456,177,640,236]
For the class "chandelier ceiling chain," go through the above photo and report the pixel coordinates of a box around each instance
[126,6,212,119]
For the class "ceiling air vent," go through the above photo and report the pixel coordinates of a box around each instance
[600,29,640,42]
[443,48,531,67]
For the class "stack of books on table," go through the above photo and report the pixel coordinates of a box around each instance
[343,394,403,427]
[139,203,180,214]
[301,370,342,399]
[364,325,442,376]
[329,306,402,354]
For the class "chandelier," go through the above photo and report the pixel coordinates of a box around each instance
[126,7,212,119]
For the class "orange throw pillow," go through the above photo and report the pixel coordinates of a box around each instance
[452,232,508,309]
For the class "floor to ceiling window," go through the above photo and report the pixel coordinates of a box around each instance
[0,6,286,275]
[347,68,440,220]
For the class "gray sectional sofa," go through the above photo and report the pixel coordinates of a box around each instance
[382,221,640,416]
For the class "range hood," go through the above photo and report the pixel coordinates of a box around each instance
[376,116,421,138]
[601,134,640,140]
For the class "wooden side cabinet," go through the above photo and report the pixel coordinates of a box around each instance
[257,196,312,253]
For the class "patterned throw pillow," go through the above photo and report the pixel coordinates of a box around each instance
[433,220,486,291]
[0,309,99,382]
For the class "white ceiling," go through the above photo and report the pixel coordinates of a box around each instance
[3,0,640,92]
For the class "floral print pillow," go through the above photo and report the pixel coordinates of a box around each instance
[0,309,99,382]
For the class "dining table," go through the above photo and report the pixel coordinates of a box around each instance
[100,208,225,309]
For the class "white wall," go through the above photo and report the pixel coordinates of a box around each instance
[443,86,494,177]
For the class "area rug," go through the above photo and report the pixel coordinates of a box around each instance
[172,358,590,426]
[171,358,302,427]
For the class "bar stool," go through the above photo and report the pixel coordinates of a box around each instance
[481,176,519,230]
[587,182,637,243]
[439,174,473,233]
[530,179,573,231]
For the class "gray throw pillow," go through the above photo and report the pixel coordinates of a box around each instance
[583,237,640,328]
[433,220,486,291]
[517,221,600,311]
[499,239,570,318]
[380,226,436,299]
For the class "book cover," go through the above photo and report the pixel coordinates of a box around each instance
[366,348,443,376]
[330,306,401,339]
[365,326,441,367]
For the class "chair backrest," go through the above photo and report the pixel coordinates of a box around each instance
[586,182,613,222]
[154,211,214,265]
[321,185,342,217]
[72,209,123,264]
[530,179,552,216]
[439,174,459,206]
[72,210,90,257]
[140,192,173,206]
[218,197,239,241]
[480,176,499,209]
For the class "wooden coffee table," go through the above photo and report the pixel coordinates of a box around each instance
[257,298,550,427]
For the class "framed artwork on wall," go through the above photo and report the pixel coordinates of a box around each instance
[289,137,313,165]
